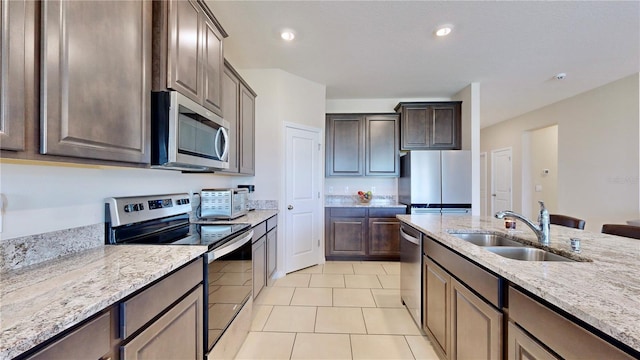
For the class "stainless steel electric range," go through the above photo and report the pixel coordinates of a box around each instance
[105,193,253,357]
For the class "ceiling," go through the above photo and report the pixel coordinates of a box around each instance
[207,1,640,128]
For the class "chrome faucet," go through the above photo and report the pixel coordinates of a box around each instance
[495,201,550,245]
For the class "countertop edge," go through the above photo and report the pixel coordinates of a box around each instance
[397,214,640,353]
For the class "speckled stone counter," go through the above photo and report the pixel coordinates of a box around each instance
[398,214,640,352]
[0,245,206,359]
[325,202,408,208]
[191,209,278,226]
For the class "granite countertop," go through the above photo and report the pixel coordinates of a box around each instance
[191,209,278,226]
[0,245,207,359]
[325,202,408,208]
[398,214,640,352]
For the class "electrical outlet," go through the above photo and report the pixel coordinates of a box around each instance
[371,186,376,194]
[328,186,334,194]
[344,186,349,194]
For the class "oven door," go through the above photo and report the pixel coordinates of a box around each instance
[204,229,253,353]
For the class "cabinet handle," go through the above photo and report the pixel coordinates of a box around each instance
[287,205,293,210]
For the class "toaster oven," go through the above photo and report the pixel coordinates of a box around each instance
[200,188,248,219]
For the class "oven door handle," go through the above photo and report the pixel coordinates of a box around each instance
[206,229,254,264]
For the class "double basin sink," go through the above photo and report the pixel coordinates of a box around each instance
[451,232,573,262]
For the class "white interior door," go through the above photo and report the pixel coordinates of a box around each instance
[491,148,512,214]
[480,152,487,216]
[285,124,321,273]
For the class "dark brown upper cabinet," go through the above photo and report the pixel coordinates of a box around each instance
[0,0,33,152]
[365,114,400,176]
[395,102,462,150]
[326,114,365,176]
[326,113,399,177]
[153,0,227,117]
[40,0,151,164]
[221,60,256,176]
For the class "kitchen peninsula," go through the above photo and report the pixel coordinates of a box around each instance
[398,214,640,358]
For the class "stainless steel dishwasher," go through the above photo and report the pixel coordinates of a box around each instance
[400,223,423,327]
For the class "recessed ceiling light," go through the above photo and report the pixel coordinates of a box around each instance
[555,73,567,80]
[281,30,295,41]
[434,25,453,37]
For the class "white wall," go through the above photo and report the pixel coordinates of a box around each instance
[0,161,233,240]
[527,125,558,217]
[236,68,326,275]
[481,73,640,231]
[453,83,481,215]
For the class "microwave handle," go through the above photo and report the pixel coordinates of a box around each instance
[215,127,229,161]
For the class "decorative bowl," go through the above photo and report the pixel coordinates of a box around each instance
[356,192,373,203]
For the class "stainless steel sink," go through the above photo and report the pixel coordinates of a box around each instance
[451,232,526,247]
[484,247,574,262]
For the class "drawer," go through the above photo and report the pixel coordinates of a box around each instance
[253,221,267,241]
[424,236,500,308]
[509,286,634,360]
[27,310,112,360]
[369,207,407,217]
[121,257,203,338]
[267,215,277,231]
[330,207,366,217]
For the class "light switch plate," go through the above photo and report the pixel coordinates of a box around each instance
[535,185,543,192]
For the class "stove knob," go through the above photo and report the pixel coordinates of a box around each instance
[139,203,144,210]
[124,204,132,213]
[133,204,139,211]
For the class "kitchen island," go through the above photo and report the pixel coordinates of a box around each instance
[398,214,640,357]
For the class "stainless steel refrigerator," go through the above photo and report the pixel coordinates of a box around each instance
[398,150,472,214]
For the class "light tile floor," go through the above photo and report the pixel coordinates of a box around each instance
[234,261,440,360]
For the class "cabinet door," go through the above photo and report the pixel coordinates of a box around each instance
[41,0,150,163]
[450,278,502,360]
[368,218,400,257]
[167,0,202,103]
[431,104,461,149]
[327,217,367,256]
[0,0,32,151]
[202,15,223,116]
[122,285,204,360]
[26,310,113,360]
[400,107,430,150]
[424,257,450,358]
[507,322,558,360]
[326,114,364,176]
[239,83,255,175]
[252,236,266,299]
[365,114,399,176]
[267,228,277,281]
[221,64,240,173]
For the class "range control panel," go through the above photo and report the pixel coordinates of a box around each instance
[106,193,192,227]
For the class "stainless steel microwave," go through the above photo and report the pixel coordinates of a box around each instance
[151,91,230,172]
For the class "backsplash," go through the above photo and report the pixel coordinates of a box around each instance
[249,200,278,210]
[325,194,398,205]
[0,223,103,273]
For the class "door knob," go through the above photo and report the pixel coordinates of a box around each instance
[288,205,294,210]
[492,194,497,197]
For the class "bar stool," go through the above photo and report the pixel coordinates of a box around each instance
[549,214,585,230]
[601,224,640,240]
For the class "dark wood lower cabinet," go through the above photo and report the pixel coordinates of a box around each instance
[507,322,558,360]
[121,285,203,360]
[450,278,502,360]
[423,256,450,359]
[325,207,405,260]
[328,216,367,256]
